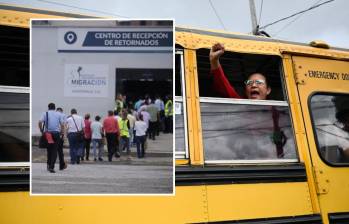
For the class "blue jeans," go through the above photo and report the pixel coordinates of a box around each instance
[136,135,146,158]
[129,128,134,147]
[92,139,103,159]
[67,132,84,164]
[120,136,130,154]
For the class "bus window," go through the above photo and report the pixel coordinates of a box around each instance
[0,25,30,166]
[310,93,349,165]
[196,48,298,163]
[175,49,189,159]
[0,90,29,163]
[197,49,284,100]
[0,25,29,87]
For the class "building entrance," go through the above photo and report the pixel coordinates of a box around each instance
[115,68,172,104]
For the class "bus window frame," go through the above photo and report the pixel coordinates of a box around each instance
[195,48,302,164]
[175,50,189,159]
[200,97,299,164]
[0,85,30,167]
[308,91,349,167]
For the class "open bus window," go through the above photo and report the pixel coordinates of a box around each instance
[0,26,29,87]
[0,91,29,163]
[175,49,189,159]
[310,94,349,165]
[196,48,298,162]
[197,49,284,100]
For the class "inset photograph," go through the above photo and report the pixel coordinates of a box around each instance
[31,19,173,194]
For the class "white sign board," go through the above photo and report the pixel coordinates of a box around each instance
[175,102,182,115]
[64,64,109,98]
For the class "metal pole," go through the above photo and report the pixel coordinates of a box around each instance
[249,0,258,35]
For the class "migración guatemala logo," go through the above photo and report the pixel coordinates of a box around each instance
[67,65,107,87]
[64,31,77,44]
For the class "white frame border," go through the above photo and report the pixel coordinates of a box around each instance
[30,17,176,197]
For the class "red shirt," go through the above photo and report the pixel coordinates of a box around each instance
[103,116,119,134]
[84,119,92,139]
[212,65,242,98]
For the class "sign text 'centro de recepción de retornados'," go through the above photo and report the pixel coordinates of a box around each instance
[58,28,173,52]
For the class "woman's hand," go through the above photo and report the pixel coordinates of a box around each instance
[210,43,225,70]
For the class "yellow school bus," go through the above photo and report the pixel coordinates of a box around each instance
[1,4,349,224]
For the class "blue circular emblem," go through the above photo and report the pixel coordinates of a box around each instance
[64,31,77,44]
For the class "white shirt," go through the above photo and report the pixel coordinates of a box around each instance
[135,120,147,136]
[140,111,150,129]
[66,114,85,133]
[127,114,136,129]
[91,121,103,139]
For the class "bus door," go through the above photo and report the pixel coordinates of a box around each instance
[292,55,349,223]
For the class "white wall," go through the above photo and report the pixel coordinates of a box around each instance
[32,26,172,135]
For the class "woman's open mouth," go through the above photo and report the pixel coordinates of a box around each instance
[250,90,260,99]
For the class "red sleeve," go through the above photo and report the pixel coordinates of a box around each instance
[211,65,242,99]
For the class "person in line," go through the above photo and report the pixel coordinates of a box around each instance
[119,109,131,158]
[146,99,159,140]
[145,94,151,105]
[38,103,64,173]
[103,110,120,161]
[91,115,104,162]
[122,94,127,107]
[127,109,136,148]
[140,108,151,153]
[134,96,145,112]
[66,109,85,164]
[154,95,165,136]
[164,95,173,133]
[138,100,148,113]
[210,42,271,100]
[140,107,150,135]
[113,110,121,121]
[113,110,121,157]
[82,113,92,161]
[115,93,124,112]
[132,108,139,145]
[56,107,67,170]
[135,114,147,158]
